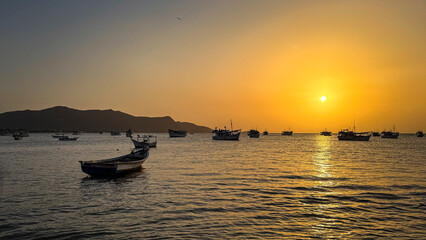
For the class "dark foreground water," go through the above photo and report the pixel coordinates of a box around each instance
[0,133,425,239]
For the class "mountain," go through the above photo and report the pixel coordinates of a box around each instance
[0,106,212,133]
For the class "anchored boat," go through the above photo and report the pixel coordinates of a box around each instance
[263,131,269,135]
[248,129,260,138]
[79,147,149,177]
[168,129,187,138]
[132,135,157,148]
[416,131,424,137]
[381,125,399,139]
[320,129,332,136]
[338,129,371,141]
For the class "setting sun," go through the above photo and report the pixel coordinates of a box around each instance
[321,96,327,102]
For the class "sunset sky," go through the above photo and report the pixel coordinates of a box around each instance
[1,0,425,132]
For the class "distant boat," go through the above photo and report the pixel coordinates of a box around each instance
[320,129,332,136]
[281,129,293,135]
[13,133,22,140]
[338,129,371,141]
[59,136,78,141]
[263,131,269,135]
[110,131,121,136]
[212,121,240,141]
[72,131,82,135]
[126,129,133,137]
[99,131,104,134]
[52,133,65,138]
[132,135,157,148]
[79,147,149,177]
[416,131,424,137]
[248,129,260,138]
[372,131,380,137]
[381,125,399,139]
[168,129,187,138]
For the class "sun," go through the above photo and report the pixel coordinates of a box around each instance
[321,96,327,102]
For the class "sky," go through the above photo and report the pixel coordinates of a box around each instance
[1,0,425,132]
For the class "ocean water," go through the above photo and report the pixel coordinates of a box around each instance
[0,133,425,239]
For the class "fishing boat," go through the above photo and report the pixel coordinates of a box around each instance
[126,129,133,137]
[416,131,424,137]
[132,135,157,148]
[338,129,371,141]
[381,125,399,139]
[52,133,65,138]
[13,133,22,140]
[110,131,121,136]
[320,129,332,136]
[79,147,149,177]
[168,129,187,138]
[248,129,260,138]
[212,121,241,141]
[72,131,82,135]
[281,129,293,136]
[372,131,380,137]
[59,136,78,141]
[263,130,269,135]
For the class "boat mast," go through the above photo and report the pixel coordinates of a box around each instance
[230,120,233,131]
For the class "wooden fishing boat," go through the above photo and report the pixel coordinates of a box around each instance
[132,135,157,148]
[248,129,260,138]
[338,129,371,141]
[168,129,187,138]
[416,131,424,137]
[79,148,149,177]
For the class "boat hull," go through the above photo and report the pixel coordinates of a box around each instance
[248,134,260,138]
[80,149,149,177]
[212,133,240,141]
[168,129,187,138]
[132,139,157,148]
[338,135,371,141]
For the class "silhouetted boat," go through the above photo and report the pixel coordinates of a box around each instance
[320,129,332,136]
[248,129,260,138]
[416,131,424,137]
[168,129,187,138]
[110,131,121,136]
[212,121,240,141]
[72,131,82,135]
[381,125,399,139]
[338,129,371,141]
[59,136,78,141]
[126,129,133,137]
[132,135,157,148]
[372,132,380,137]
[13,133,22,140]
[263,131,269,135]
[79,147,149,177]
[281,129,293,135]
[52,133,65,138]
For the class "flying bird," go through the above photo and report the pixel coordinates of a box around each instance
[176,17,182,20]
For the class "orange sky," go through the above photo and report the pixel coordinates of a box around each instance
[0,0,425,132]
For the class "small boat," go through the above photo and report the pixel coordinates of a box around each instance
[248,129,260,138]
[381,125,399,139]
[320,129,332,136]
[59,136,78,141]
[79,147,149,177]
[126,129,133,137]
[416,131,424,137]
[168,129,187,138]
[132,135,157,148]
[263,131,269,135]
[338,129,371,141]
[72,131,82,135]
[110,131,121,136]
[281,130,293,136]
[13,133,22,140]
[372,132,380,137]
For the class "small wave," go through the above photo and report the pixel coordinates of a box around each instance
[359,192,407,200]
[272,175,349,181]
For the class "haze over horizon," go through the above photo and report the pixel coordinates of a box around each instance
[1,0,425,132]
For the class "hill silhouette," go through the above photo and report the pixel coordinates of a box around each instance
[0,106,211,133]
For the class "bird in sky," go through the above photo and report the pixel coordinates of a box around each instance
[176,17,182,20]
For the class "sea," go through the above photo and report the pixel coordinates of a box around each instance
[0,133,425,239]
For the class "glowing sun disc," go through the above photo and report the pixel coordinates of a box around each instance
[321,96,327,102]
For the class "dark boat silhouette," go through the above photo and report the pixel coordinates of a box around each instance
[416,131,424,137]
[381,125,399,139]
[320,129,332,136]
[212,121,240,141]
[168,129,187,138]
[248,129,260,138]
[338,129,371,141]
[263,130,269,135]
[282,127,293,136]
